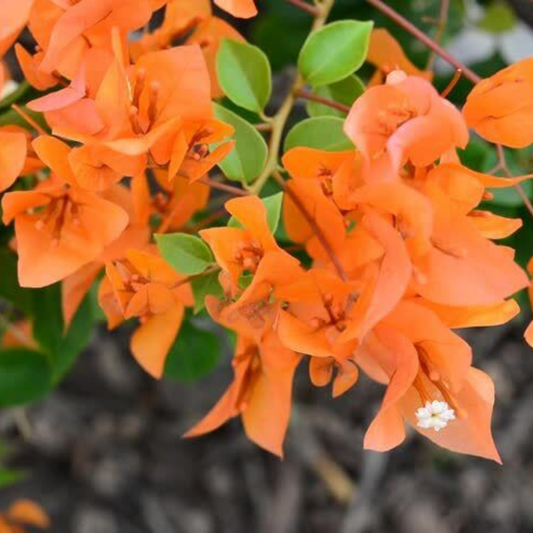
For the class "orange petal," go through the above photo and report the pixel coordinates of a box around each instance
[214,0,257,18]
[0,129,27,192]
[130,302,184,378]
[401,368,502,463]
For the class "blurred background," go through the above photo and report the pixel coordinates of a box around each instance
[2,0,533,531]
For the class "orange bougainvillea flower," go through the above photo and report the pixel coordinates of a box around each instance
[185,323,300,456]
[165,119,234,184]
[344,70,468,180]
[366,28,432,86]
[358,300,501,463]
[276,268,361,397]
[62,183,150,327]
[1,135,129,287]
[0,499,50,532]
[463,58,533,148]
[214,0,257,19]
[200,195,282,288]
[99,249,193,378]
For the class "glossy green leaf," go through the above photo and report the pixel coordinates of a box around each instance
[164,320,221,381]
[214,103,268,184]
[284,116,354,152]
[0,348,52,406]
[307,75,365,118]
[191,270,224,314]
[217,39,272,112]
[262,192,283,233]
[298,20,373,87]
[156,233,214,276]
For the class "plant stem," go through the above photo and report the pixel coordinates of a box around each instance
[172,265,221,290]
[12,104,47,135]
[426,0,450,70]
[365,0,481,84]
[198,177,249,197]
[272,171,348,281]
[285,0,320,16]
[496,144,533,218]
[249,0,336,195]
[295,88,351,113]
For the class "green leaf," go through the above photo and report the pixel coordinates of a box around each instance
[0,249,32,314]
[307,75,365,118]
[0,467,26,488]
[298,20,373,87]
[51,295,94,383]
[0,348,52,406]
[478,3,516,33]
[31,284,63,354]
[164,320,221,381]
[156,233,214,276]
[262,192,283,233]
[191,270,224,314]
[284,116,353,152]
[214,103,268,184]
[31,285,95,383]
[217,39,272,112]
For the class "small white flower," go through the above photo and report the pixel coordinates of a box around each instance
[415,400,455,432]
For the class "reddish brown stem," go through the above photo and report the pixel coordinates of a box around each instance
[272,171,348,281]
[285,0,320,16]
[496,144,533,219]
[198,177,249,197]
[172,265,221,290]
[440,69,463,98]
[12,104,46,135]
[295,89,351,114]
[255,123,273,132]
[366,0,481,84]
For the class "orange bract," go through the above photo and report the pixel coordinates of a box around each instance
[463,58,533,148]
[99,249,192,377]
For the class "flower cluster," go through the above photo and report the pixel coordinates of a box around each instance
[0,0,532,465]
[186,69,531,461]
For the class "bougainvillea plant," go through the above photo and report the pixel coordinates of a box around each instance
[1,3,533,503]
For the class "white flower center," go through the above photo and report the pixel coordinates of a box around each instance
[415,400,455,432]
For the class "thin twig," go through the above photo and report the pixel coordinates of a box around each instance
[295,88,351,114]
[426,0,450,70]
[198,177,249,197]
[12,104,47,135]
[272,171,348,281]
[171,265,221,290]
[284,0,320,16]
[496,144,533,218]
[440,69,463,98]
[249,0,336,195]
[366,0,481,84]
[255,123,273,132]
